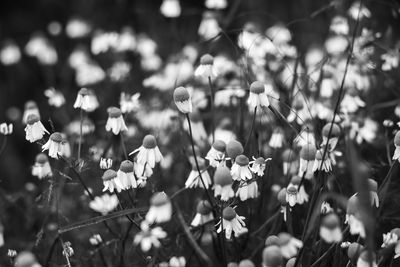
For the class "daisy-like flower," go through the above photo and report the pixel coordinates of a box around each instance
[42,132,64,159]
[14,251,42,267]
[262,245,283,267]
[285,185,298,207]
[247,81,270,111]
[0,123,13,135]
[73,88,99,112]
[116,160,137,190]
[134,221,167,252]
[105,107,128,135]
[25,114,49,143]
[236,180,258,201]
[134,162,153,187]
[205,140,226,167]
[281,149,298,175]
[321,123,341,151]
[346,195,366,238]
[269,127,284,148]
[348,1,371,20]
[277,233,303,259]
[393,131,400,162]
[231,155,252,181]
[0,40,21,65]
[288,176,309,204]
[130,135,163,168]
[368,179,379,208]
[205,0,227,9]
[213,166,234,201]
[185,158,212,189]
[226,140,244,161]
[89,234,102,246]
[357,251,377,267]
[173,86,192,114]
[198,12,221,40]
[89,194,119,215]
[102,169,123,193]
[66,17,92,38]
[341,89,366,114]
[169,256,186,267]
[250,157,270,176]
[44,87,65,108]
[120,92,140,114]
[32,153,52,179]
[330,16,349,35]
[191,200,214,227]
[312,149,332,173]
[319,213,343,243]
[217,207,246,239]
[22,101,40,125]
[194,54,217,79]
[382,228,400,248]
[100,158,113,169]
[184,112,208,144]
[146,192,172,224]
[298,144,316,179]
[321,201,333,214]
[277,188,288,221]
[160,0,181,18]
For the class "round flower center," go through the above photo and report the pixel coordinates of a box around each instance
[142,135,157,149]
[173,87,190,102]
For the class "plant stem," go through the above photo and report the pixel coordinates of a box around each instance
[208,76,215,143]
[120,133,128,160]
[78,108,83,162]
[244,106,257,151]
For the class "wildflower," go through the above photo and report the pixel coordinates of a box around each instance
[185,158,211,189]
[288,176,309,204]
[169,256,186,267]
[285,185,298,207]
[226,140,244,161]
[236,180,259,201]
[321,123,341,151]
[346,195,366,238]
[0,123,13,135]
[1,40,21,66]
[381,50,399,71]
[262,245,283,267]
[108,61,131,82]
[238,259,255,267]
[217,207,246,239]
[25,114,49,143]
[277,233,303,259]
[25,33,57,65]
[213,166,234,201]
[281,149,298,175]
[89,234,102,246]
[347,243,364,264]
[60,134,71,158]
[269,127,284,148]
[319,213,342,243]
[277,188,288,221]
[100,158,113,169]
[105,107,128,135]
[341,88,365,114]
[120,92,140,113]
[357,251,377,267]
[14,251,42,267]
[146,192,172,224]
[62,241,74,257]
[42,132,64,159]
[382,228,400,248]
[173,86,192,114]
[194,54,217,79]
[134,221,167,252]
[348,1,371,20]
[66,17,91,38]
[130,135,163,168]
[205,0,227,9]
[117,160,137,190]
[184,112,208,144]
[160,0,181,18]
[73,88,99,112]
[8,249,17,258]
[205,140,226,167]
[102,169,123,193]
[89,194,119,215]
[265,235,280,247]
[134,162,153,187]
[330,16,349,35]
[32,153,52,179]
[191,200,214,227]
[238,22,262,51]
[198,12,221,40]
[325,35,348,55]
[248,81,270,111]
[349,118,378,144]
[250,157,270,176]
[231,155,252,181]
[312,149,332,173]
[44,87,65,108]
[368,179,379,207]
[321,201,333,214]
[22,101,40,125]
[393,131,400,162]
[298,144,316,179]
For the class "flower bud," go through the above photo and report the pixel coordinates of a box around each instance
[226,140,244,159]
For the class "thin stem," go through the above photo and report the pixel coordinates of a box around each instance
[120,133,128,160]
[0,135,7,157]
[310,243,336,267]
[244,106,257,150]
[78,108,83,162]
[208,76,215,143]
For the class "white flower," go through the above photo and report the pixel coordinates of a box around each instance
[393,131,400,162]
[102,169,124,193]
[214,166,234,201]
[130,135,163,168]
[32,153,52,179]
[145,192,172,224]
[286,185,298,207]
[66,17,91,38]
[0,123,13,135]
[250,157,270,176]
[89,194,119,215]
[231,155,252,181]
[116,160,137,190]
[194,54,217,79]
[108,61,131,82]
[319,213,342,243]
[73,88,99,112]
[105,107,128,135]
[312,150,332,173]
[248,81,270,110]
[22,101,40,125]
[269,128,284,148]
[173,87,192,114]
[42,132,64,159]
[185,160,211,189]
[357,251,377,267]
[89,234,102,246]
[217,207,246,239]
[120,92,140,113]
[191,200,214,227]
[198,12,220,40]
[330,16,349,35]
[160,0,181,18]
[134,222,167,252]
[25,115,49,143]
[100,158,113,169]
[382,231,399,248]
[298,144,316,179]
[44,88,65,108]
[75,62,106,86]
[277,233,303,259]
[205,140,226,168]
[205,0,227,9]
[0,41,21,65]
[236,180,258,201]
[169,256,186,267]
[348,1,371,20]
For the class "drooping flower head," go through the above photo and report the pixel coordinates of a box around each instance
[250,156,269,176]
[105,107,128,135]
[357,251,377,267]
[23,101,40,125]
[231,155,252,181]
[205,140,226,167]
[289,175,308,204]
[173,86,192,114]
[25,114,49,143]
[130,134,163,168]
[191,200,214,227]
[319,213,343,243]
[73,88,99,112]
[0,123,13,135]
[346,194,366,238]
[262,245,283,267]
[281,149,298,175]
[146,192,172,224]
[195,54,217,79]
[236,180,259,201]
[285,185,298,207]
[277,188,288,221]
[185,158,212,189]
[226,140,244,161]
[322,123,341,151]
[277,232,303,259]
[117,160,137,190]
[312,149,332,173]
[393,131,400,162]
[248,81,270,111]
[217,207,247,239]
[42,132,64,159]
[32,153,52,179]
[347,242,364,264]
[299,144,316,179]
[213,166,234,201]
[102,169,123,193]
[367,179,379,207]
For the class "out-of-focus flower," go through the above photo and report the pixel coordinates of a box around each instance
[356,251,377,267]
[108,61,131,82]
[23,101,40,125]
[32,153,52,179]
[145,192,172,223]
[231,155,252,181]
[325,35,348,56]
[105,107,128,135]
[319,213,342,243]
[185,158,211,189]
[0,123,13,135]
[89,194,119,215]
[73,88,99,112]
[393,131,400,162]
[130,135,163,168]
[214,166,234,201]
[120,92,140,114]
[25,114,49,143]
[248,81,270,111]
[0,223,3,247]
[0,40,21,65]
[238,23,262,51]
[346,195,365,238]
[14,251,42,267]
[25,33,57,65]
[236,180,258,201]
[322,123,341,151]
[62,241,74,257]
[347,243,364,264]
[206,140,226,167]
[312,149,332,173]
[367,179,379,207]
[191,200,214,227]
[47,21,62,36]
[116,160,137,190]
[294,124,316,148]
[341,89,366,113]
[277,233,303,259]
[66,118,95,136]
[348,1,371,20]
[349,118,378,144]
[8,249,17,258]
[205,0,227,9]
[75,61,106,86]
[116,27,136,52]
[44,88,65,108]
[100,158,113,169]
[102,169,123,193]
[160,0,181,18]
[289,176,308,204]
[381,50,399,71]
[226,140,244,161]
[42,132,64,159]
[60,134,71,158]
[183,112,208,144]
[262,245,283,267]
[217,207,246,239]
[198,12,220,40]
[285,185,298,207]
[299,144,316,179]
[269,127,284,148]
[382,228,400,248]
[330,16,349,35]
[134,221,167,252]
[195,54,217,79]
[250,157,270,176]
[238,259,255,267]
[174,86,193,114]
[66,17,91,38]
[169,256,186,267]
[266,24,291,45]
[89,234,102,246]
[281,149,298,175]
[277,188,288,221]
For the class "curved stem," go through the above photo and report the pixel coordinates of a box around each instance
[120,133,128,160]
